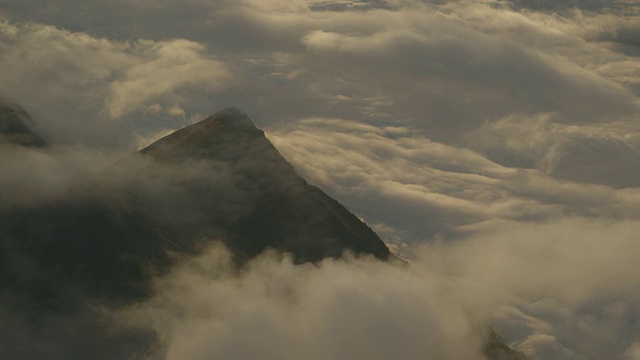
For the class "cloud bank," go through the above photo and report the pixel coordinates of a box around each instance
[111,219,640,360]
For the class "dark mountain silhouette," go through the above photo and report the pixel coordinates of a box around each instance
[0,98,47,147]
[0,107,391,305]
[138,107,391,263]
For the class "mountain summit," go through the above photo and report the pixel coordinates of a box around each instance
[141,107,263,161]
[0,98,47,147]
[139,107,392,263]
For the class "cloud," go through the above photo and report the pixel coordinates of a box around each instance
[106,39,231,119]
[464,113,640,188]
[463,113,562,172]
[0,144,112,208]
[510,0,638,12]
[1,1,640,359]
[267,117,640,243]
[1,0,639,153]
[297,2,638,134]
[3,215,640,359]
[0,21,232,148]
[119,245,486,360]
[421,217,640,359]
[102,216,640,360]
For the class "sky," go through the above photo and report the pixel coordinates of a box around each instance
[1,0,640,359]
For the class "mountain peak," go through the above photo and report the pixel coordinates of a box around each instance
[209,107,253,125]
[0,98,47,148]
[138,107,392,263]
[140,107,268,164]
[198,107,260,133]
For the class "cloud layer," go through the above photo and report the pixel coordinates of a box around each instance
[122,246,484,360]
[112,220,640,360]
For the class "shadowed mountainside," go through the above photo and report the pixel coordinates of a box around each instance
[0,98,47,147]
[0,107,391,304]
[139,107,391,263]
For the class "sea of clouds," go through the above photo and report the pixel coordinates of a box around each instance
[1,0,639,358]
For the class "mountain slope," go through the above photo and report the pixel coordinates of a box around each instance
[0,107,392,305]
[0,98,47,147]
[138,107,392,263]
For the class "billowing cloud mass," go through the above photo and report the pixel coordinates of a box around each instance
[120,246,484,360]
[113,220,640,360]
[1,0,639,359]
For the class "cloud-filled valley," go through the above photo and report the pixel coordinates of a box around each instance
[1,0,639,359]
